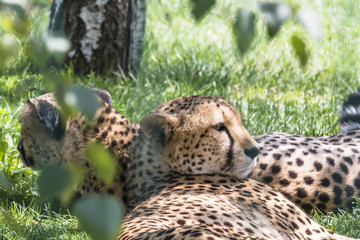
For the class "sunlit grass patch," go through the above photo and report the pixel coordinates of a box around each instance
[313,199,360,238]
[0,200,88,239]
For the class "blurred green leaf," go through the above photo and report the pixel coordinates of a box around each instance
[26,34,70,69]
[0,34,21,69]
[26,37,49,69]
[297,9,322,39]
[64,86,100,120]
[0,171,11,191]
[291,34,308,67]
[0,0,29,38]
[259,2,292,38]
[0,15,29,37]
[189,0,216,22]
[0,140,8,161]
[85,142,117,185]
[44,33,71,64]
[232,8,255,55]
[73,195,124,240]
[62,164,85,204]
[37,165,73,200]
[0,0,28,21]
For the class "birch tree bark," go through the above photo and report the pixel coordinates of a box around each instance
[128,0,146,74]
[48,0,145,76]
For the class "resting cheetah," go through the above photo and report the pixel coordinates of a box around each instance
[17,88,139,201]
[134,92,360,213]
[18,92,357,239]
[119,96,355,239]
[18,92,259,203]
[18,90,360,214]
[250,89,360,213]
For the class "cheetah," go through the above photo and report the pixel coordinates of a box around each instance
[119,96,355,239]
[133,92,360,213]
[18,92,357,239]
[252,131,360,213]
[17,88,139,201]
[250,89,360,213]
[18,89,360,214]
[18,92,259,206]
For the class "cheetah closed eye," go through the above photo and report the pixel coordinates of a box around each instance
[140,96,260,179]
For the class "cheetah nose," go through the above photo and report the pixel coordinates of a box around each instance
[244,146,260,160]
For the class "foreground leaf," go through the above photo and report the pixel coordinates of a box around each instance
[64,86,100,120]
[0,34,21,69]
[0,140,8,161]
[291,34,308,67]
[86,142,117,185]
[37,164,73,200]
[297,9,322,39]
[189,0,216,22]
[44,33,71,64]
[232,9,256,55]
[73,195,124,240]
[0,171,11,191]
[1,0,28,20]
[259,2,292,38]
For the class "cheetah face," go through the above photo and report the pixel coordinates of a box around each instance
[18,93,64,169]
[17,89,113,170]
[141,96,260,179]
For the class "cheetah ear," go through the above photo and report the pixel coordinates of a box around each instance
[90,88,113,106]
[140,113,178,151]
[27,98,64,140]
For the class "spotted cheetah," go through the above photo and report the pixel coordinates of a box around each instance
[17,88,139,201]
[18,92,357,239]
[18,90,360,214]
[250,89,360,213]
[18,93,259,203]
[119,96,355,240]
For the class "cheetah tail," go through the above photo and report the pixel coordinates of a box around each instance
[340,88,360,133]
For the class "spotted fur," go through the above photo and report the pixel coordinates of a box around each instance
[18,90,139,201]
[121,176,353,240]
[141,96,259,179]
[251,88,360,213]
[252,131,360,213]
[119,96,355,240]
[18,92,359,239]
[19,91,360,214]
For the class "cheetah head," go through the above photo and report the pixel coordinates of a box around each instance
[17,88,112,169]
[140,96,260,179]
[17,93,64,169]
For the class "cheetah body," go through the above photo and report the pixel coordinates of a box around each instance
[253,131,360,213]
[121,175,350,240]
[120,96,354,239]
[18,92,360,239]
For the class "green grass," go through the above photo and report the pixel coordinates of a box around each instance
[313,199,360,238]
[1,0,360,238]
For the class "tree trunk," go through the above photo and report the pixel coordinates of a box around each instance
[49,0,65,36]
[129,0,146,74]
[48,0,145,76]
